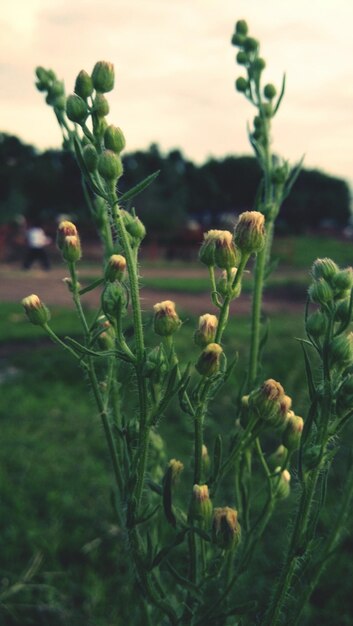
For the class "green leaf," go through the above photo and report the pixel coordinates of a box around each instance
[79,277,105,295]
[135,503,161,526]
[299,340,316,402]
[65,336,133,362]
[151,530,188,569]
[281,154,304,201]
[166,561,203,600]
[273,73,286,116]
[162,466,176,528]
[119,170,160,204]
[212,435,223,483]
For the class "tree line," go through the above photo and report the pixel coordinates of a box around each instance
[0,133,350,237]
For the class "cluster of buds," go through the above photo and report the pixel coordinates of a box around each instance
[35,67,66,112]
[199,230,240,271]
[153,301,181,337]
[57,220,82,264]
[246,378,294,430]
[22,294,50,327]
[212,507,241,551]
[307,259,353,371]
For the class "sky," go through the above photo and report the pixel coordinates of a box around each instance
[1,0,353,186]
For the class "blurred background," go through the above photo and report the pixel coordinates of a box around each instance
[1,1,353,625]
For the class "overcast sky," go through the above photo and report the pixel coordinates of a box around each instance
[1,0,353,186]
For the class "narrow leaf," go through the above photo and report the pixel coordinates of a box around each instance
[273,73,286,115]
[281,154,305,201]
[162,466,176,528]
[212,435,223,483]
[166,561,203,600]
[119,170,160,204]
[299,340,316,402]
[79,277,105,295]
[151,530,187,569]
[73,137,107,199]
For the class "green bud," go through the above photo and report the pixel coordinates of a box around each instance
[252,57,266,72]
[267,445,287,471]
[82,144,99,172]
[306,310,327,338]
[104,125,126,153]
[311,258,339,282]
[253,116,263,129]
[236,51,248,65]
[153,300,181,337]
[192,484,213,527]
[264,83,277,99]
[337,375,353,412]
[202,445,211,477]
[35,66,50,86]
[22,294,50,326]
[93,93,110,117]
[50,80,64,98]
[231,32,246,47]
[235,20,248,36]
[66,94,87,123]
[217,268,241,299]
[235,77,248,92]
[98,150,123,181]
[275,469,291,499]
[330,333,353,369]
[62,235,82,263]
[308,278,333,305]
[282,412,304,451]
[234,211,265,255]
[262,102,272,118]
[104,254,126,282]
[195,343,223,377]
[332,268,353,299]
[243,37,258,52]
[194,314,218,348]
[95,315,116,350]
[91,61,115,93]
[214,231,240,270]
[74,70,93,99]
[120,209,146,244]
[212,507,241,551]
[53,95,66,111]
[143,346,168,383]
[271,166,288,185]
[335,299,351,324]
[101,282,126,322]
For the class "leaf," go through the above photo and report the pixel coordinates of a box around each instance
[64,337,133,362]
[281,154,305,201]
[165,561,203,600]
[299,340,316,402]
[79,277,105,295]
[119,171,160,204]
[162,466,176,528]
[212,435,223,483]
[273,73,286,116]
[191,526,211,542]
[298,399,319,481]
[135,504,161,526]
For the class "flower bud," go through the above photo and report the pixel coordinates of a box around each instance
[35,66,51,88]
[308,279,333,305]
[120,210,146,244]
[306,310,327,338]
[22,294,50,327]
[282,413,304,451]
[143,346,168,383]
[74,70,94,99]
[330,333,353,369]
[311,258,339,282]
[252,57,266,72]
[95,315,116,350]
[236,51,248,65]
[202,444,211,476]
[91,61,115,93]
[101,282,126,322]
[83,144,99,172]
[212,507,241,551]
[235,20,248,36]
[217,268,241,299]
[248,378,286,429]
[194,314,218,347]
[235,77,248,92]
[337,375,353,412]
[195,343,223,377]
[192,484,213,527]
[243,37,258,52]
[214,231,240,270]
[275,469,291,499]
[153,300,181,337]
[57,221,78,250]
[267,445,287,471]
[335,299,351,324]
[98,150,123,181]
[66,94,87,123]
[168,459,184,484]
[104,254,126,282]
[264,83,277,99]
[104,125,126,153]
[93,93,110,117]
[62,235,82,263]
[234,211,265,255]
[332,268,353,300]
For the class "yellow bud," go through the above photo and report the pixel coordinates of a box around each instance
[194,314,218,347]
[22,294,50,326]
[212,507,241,550]
[62,235,82,263]
[57,221,78,250]
[195,343,223,377]
[105,254,126,282]
[153,300,181,336]
[234,211,265,255]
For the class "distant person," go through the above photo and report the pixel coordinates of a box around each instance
[23,222,51,270]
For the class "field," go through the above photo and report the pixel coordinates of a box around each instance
[1,234,353,625]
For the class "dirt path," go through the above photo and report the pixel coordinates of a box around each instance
[0,264,305,316]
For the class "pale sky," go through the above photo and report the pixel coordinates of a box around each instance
[1,0,353,185]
